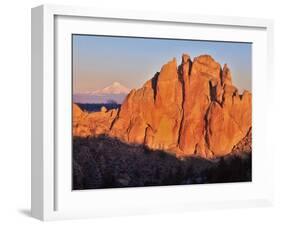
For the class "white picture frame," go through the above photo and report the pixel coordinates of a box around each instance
[31,4,274,221]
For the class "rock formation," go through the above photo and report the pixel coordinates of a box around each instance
[73,53,252,158]
[73,104,117,137]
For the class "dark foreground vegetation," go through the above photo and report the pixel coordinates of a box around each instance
[73,135,252,190]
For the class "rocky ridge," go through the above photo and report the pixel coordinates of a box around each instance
[73,53,252,158]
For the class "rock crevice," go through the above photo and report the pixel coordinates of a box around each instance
[73,53,252,158]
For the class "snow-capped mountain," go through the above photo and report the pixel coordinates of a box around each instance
[74,82,131,104]
[91,82,130,95]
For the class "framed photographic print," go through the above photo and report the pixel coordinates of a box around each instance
[31,4,274,221]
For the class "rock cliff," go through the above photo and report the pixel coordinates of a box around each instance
[73,53,252,158]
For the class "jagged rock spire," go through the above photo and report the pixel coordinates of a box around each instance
[221,64,233,86]
[73,53,252,158]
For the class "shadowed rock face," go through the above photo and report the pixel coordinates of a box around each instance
[73,53,252,158]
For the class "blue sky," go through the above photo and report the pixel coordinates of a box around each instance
[73,35,252,93]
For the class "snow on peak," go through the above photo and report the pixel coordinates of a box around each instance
[112,82,121,86]
[92,82,130,95]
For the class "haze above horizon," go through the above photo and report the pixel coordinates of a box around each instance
[73,35,252,93]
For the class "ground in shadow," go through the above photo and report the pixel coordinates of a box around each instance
[73,135,251,190]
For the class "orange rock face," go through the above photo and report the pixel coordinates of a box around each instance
[73,53,252,158]
[73,104,117,137]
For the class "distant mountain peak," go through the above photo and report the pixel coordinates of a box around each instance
[73,82,130,104]
[92,82,130,95]
[73,53,252,158]
[112,81,121,86]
